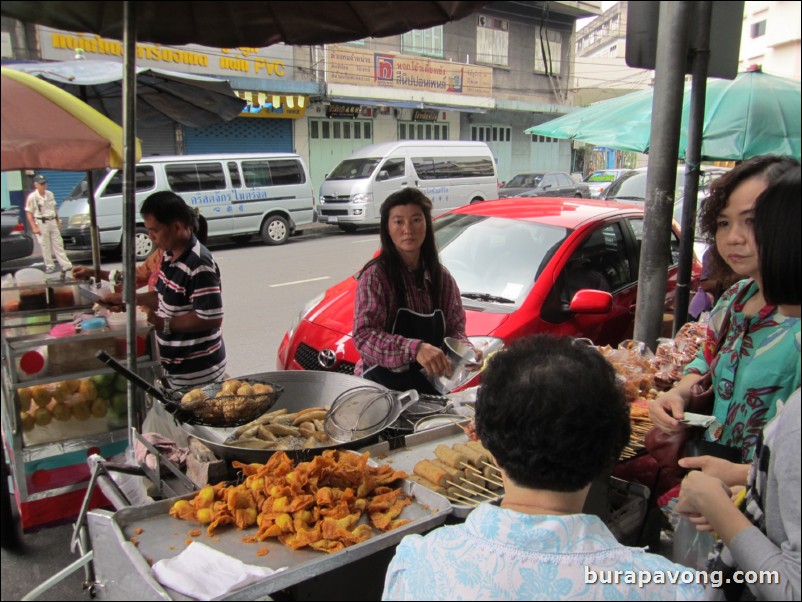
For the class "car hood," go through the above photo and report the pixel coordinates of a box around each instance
[307,275,512,338]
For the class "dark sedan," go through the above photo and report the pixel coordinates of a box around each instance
[1,207,34,263]
[498,172,589,198]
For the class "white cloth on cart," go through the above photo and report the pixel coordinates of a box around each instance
[152,541,285,599]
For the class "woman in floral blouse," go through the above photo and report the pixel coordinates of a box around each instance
[650,155,800,462]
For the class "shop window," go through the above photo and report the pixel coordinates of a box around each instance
[310,121,319,139]
[477,15,509,67]
[472,125,510,143]
[333,122,341,139]
[402,25,444,57]
[354,122,362,139]
[343,122,351,139]
[322,121,330,139]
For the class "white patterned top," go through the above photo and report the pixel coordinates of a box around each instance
[383,503,704,601]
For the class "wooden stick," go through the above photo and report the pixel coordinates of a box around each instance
[446,479,497,501]
[462,462,503,487]
[481,460,500,471]
[447,493,480,507]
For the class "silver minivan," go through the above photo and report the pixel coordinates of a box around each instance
[59,153,315,258]
[317,141,498,232]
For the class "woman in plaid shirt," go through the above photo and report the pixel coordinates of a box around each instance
[353,188,479,394]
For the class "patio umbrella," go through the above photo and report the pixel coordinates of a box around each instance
[1,66,140,171]
[0,1,491,47]
[2,66,142,293]
[527,69,801,161]
[8,59,246,128]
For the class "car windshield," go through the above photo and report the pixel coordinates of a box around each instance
[504,174,543,188]
[604,171,685,202]
[583,171,619,183]
[435,213,569,307]
[327,158,382,180]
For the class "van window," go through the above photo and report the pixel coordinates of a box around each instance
[166,163,226,192]
[269,160,305,185]
[412,156,495,180]
[241,160,305,187]
[328,158,381,180]
[101,166,156,197]
[381,158,406,179]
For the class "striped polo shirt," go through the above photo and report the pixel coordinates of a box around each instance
[155,234,227,387]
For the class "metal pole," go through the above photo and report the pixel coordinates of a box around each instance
[633,1,692,351]
[674,1,713,334]
[86,171,102,278]
[122,1,138,453]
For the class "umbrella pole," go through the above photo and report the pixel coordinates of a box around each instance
[86,170,102,279]
[674,2,713,334]
[122,1,139,456]
[634,1,692,351]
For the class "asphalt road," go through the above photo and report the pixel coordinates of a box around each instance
[1,222,383,601]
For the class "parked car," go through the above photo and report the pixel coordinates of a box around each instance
[1,207,34,263]
[582,168,631,198]
[602,166,730,258]
[497,172,589,199]
[277,197,699,380]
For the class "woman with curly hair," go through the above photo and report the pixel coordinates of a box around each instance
[650,155,800,463]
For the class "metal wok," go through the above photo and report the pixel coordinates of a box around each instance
[180,371,391,463]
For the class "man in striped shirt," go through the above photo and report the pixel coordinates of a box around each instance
[106,192,226,387]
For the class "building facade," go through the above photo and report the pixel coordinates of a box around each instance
[1,2,601,206]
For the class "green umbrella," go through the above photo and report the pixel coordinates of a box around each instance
[527,69,801,161]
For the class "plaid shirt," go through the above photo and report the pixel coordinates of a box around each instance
[353,260,469,375]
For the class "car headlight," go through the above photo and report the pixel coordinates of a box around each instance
[351,192,373,204]
[287,292,325,341]
[69,214,91,227]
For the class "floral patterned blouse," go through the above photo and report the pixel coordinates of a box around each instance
[685,279,801,462]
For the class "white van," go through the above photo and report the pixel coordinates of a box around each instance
[317,141,498,232]
[59,153,315,258]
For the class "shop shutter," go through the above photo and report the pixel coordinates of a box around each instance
[36,170,85,206]
[139,123,178,157]
[183,118,293,155]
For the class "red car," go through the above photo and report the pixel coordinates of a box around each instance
[277,197,698,378]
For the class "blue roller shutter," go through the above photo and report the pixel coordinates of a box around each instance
[183,118,293,154]
[36,170,85,206]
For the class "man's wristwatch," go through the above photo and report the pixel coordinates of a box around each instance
[162,317,172,335]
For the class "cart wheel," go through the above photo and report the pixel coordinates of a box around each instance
[1,457,23,551]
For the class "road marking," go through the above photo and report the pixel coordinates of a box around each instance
[352,237,380,244]
[270,276,331,288]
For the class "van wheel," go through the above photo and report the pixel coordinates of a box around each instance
[469,197,484,204]
[261,215,290,245]
[134,227,153,259]
[338,223,359,233]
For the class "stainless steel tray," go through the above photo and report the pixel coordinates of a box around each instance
[87,463,450,600]
[360,423,504,519]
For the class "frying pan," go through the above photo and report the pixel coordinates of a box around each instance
[180,371,396,463]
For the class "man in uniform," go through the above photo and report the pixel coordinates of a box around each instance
[24,174,72,274]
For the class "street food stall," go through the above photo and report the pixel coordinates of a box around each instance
[0,274,157,530]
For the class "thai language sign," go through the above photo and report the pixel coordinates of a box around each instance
[39,26,292,79]
[326,45,492,97]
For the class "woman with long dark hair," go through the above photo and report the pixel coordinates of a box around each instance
[352,188,478,394]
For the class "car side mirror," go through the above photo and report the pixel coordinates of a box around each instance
[541,184,551,190]
[569,289,613,314]
[376,170,390,182]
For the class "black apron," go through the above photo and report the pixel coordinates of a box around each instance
[362,307,445,395]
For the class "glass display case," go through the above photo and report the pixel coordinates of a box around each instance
[1,277,157,530]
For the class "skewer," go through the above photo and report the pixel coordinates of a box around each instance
[447,493,480,507]
[446,479,497,501]
[481,460,501,472]
[461,463,504,487]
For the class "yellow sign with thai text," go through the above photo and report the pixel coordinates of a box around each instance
[326,45,492,98]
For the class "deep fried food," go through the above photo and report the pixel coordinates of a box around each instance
[169,450,409,554]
